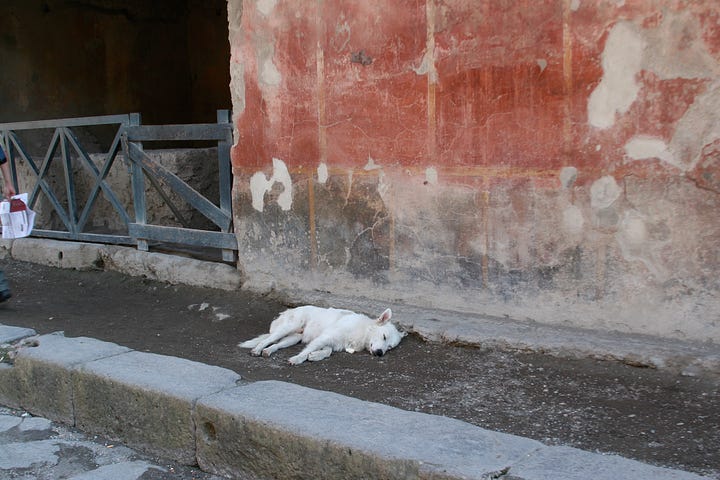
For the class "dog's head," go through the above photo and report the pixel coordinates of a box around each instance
[367,308,407,357]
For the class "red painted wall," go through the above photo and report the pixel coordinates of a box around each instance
[228,0,720,343]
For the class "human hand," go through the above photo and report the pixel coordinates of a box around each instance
[3,180,15,198]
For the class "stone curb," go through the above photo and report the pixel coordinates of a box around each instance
[0,328,710,480]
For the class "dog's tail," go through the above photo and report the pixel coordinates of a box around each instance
[238,334,270,349]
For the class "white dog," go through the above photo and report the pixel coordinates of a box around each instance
[238,306,406,365]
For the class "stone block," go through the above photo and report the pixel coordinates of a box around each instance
[195,381,541,480]
[0,325,36,344]
[11,238,103,270]
[513,445,708,480]
[11,333,130,424]
[0,325,37,408]
[0,364,21,408]
[102,246,242,291]
[73,351,241,465]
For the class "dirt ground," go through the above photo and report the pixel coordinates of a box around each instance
[1,258,718,479]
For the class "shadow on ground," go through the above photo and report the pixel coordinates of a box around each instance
[1,258,718,478]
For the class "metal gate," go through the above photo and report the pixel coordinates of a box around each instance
[0,111,236,262]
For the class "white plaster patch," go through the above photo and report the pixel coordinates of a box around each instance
[229,61,246,128]
[619,212,647,245]
[425,167,438,185]
[317,163,328,184]
[256,0,277,17]
[413,49,432,76]
[536,59,548,73]
[588,22,645,129]
[590,175,621,209]
[570,0,581,11]
[364,157,382,171]
[624,136,675,165]
[260,57,282,86]
[615,210,668,280]
[250,157,293,212]
[559,166,578,188]
[378,171,390,200]
[562,205,584,235]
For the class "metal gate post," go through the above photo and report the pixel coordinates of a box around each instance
[127,113,148,252]
[217,109,236,263]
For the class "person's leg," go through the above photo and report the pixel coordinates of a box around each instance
[0,270,11,301]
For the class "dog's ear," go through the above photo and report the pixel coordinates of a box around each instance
[377,308,392,325]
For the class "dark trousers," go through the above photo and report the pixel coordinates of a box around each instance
[0,270,9,293]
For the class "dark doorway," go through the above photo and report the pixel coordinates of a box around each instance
[0,0,231,125]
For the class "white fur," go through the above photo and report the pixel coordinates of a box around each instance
[238,305,406,365]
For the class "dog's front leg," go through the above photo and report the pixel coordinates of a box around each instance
[288,337,329,365]
[307,346,333,362]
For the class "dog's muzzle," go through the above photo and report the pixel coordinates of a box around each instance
[372,349,385,357]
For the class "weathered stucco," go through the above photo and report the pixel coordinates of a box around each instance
[228,0,720,344]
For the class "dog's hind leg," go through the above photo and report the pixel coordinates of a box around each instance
[307,346,333,362]
[238,334,270,349]
[262,333,302,357]
[250,326,302,356]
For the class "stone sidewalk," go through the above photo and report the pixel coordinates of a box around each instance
[0,406,227,480]
[0,324,712,480]
[3,237,719,379]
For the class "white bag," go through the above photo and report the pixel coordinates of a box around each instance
[0,193,36,239]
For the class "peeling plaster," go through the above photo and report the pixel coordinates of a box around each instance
[413,49,433,77]
[590,176,621,209]
[364,157,382,171]
[317,163,328,184]
[260,57,282,86]
[414,0,438,83]
[624,136,675,166]
[425,167,438,185]
[616,210,669,281]
[378,171,390,200]
[536,58,547,73]
[256,0,277,17]
[250,157,293,212]
[229,60,245,136]
[562,205,584,235]
[588,22,645,129]
[559,166,578,188]
[570,0,580,11]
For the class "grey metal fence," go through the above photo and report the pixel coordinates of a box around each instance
[0,111,237,262]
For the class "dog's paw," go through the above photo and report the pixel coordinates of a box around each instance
[261,348,273,357]
[250,347,263,357]
[288,354,306,365]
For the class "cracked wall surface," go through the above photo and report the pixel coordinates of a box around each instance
[228,0,720,343]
